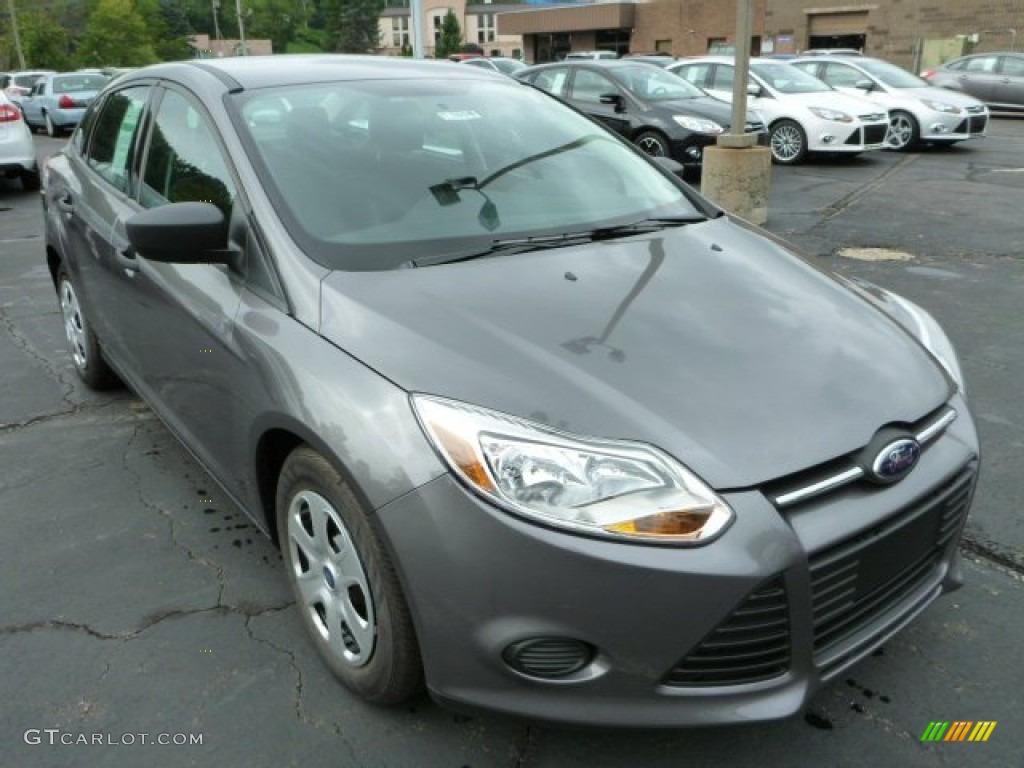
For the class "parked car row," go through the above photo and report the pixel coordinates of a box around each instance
[1,69,111,137]
[516,54,992,167]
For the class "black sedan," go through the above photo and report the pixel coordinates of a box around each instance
[515,60,766,169]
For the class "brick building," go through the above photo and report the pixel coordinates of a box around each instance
[501,0,1022,69]
[379,0,525,58]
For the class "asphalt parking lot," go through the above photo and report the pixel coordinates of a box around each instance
[2,122,1022,767]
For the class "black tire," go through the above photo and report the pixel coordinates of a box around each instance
[634,130,670,158]
[21,169,41,191]
[769,119,808,165]
[276,446,423,705]
[56,269,120,390]
[887,110,920,151]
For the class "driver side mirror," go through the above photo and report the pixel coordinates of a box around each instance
[854,78,874,91]
[126,202,237,265]
[746,83,762,97]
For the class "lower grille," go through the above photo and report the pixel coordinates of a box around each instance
[809,467,974,659]
[863,124,887,144]
[968,115,988,134]
[663,576,790,687]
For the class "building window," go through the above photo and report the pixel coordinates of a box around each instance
[391,17,410,48]
[433,13,445,47]
[655,39,672,53]
[477,13,495,44]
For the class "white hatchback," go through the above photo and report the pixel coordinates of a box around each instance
[791,56,989,151]
[0,91,38,190]
[668,56,889,164]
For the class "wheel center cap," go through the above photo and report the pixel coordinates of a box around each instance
[322,565,337,590]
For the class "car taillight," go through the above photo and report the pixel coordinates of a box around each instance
[58,94,76,109]
[0,104,20,123]
[920,69,936,79]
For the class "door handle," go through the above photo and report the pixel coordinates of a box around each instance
[117,246,139,275]
[55,192,74,213]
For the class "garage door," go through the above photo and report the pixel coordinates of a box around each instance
[808,11,868,36]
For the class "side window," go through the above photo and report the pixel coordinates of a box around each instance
[72,96,105,155]
[86,86,150,196]
[999,56,1024,77]
[821,63,864,87]
[140,89,236,218]
[964,56,997,74]
[710,65,735,91]
[532,68,569,97]
[570,69,617,104]
[677,64,710,88]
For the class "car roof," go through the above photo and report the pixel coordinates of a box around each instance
[116,55,507,91]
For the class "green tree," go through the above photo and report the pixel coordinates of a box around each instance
[20,9,73,69]
[324,0,383,53]
[434,9,461,60]
[78,0,159,67]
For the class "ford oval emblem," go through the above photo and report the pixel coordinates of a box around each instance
[871,439,921,483]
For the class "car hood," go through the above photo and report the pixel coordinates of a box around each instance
[319,216,952,490]
[783,89,885,116]
[896,86,985,109]
[652,96,734,122]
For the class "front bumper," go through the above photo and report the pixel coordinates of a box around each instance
[918,107,988,142]
[808,119,889,154]
[376,400,979,726]
[670,130,769,167]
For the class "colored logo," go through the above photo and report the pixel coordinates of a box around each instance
[871,438,921,483]
[921,721,997,742]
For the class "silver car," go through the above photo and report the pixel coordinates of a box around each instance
[0,90,39,189]
[923,52,1024,113]
[20,72,108,137]
[793,56,989,150]
[42,56,979,727]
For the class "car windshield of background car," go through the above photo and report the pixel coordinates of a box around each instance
[854,59,928,89]
[232,78,698,271]
[618,65,705,100]
[751,61,832,94]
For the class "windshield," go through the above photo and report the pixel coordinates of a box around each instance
[854,58,928,88]
[751,60,832,94]
[233,79,699,271]
[614,65,705,100]
[54,74,108,93]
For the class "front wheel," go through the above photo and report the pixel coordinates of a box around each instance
[276,446,423,705]
[769,119,807,165]
[57,270,119,390]
[886,111,920,151]
[634,130,670,158]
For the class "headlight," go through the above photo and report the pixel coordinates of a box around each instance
[884,293,966,396]
[412,395,734,544]
[920,99,962,114]
[672,115,724,134]
[808,107,854,123]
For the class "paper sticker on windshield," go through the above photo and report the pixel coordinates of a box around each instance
[437,110,482,121]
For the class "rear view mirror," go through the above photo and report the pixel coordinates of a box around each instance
[125,202,234,264]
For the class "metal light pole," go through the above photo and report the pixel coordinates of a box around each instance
[236,0,248,55]
[6,0,26,69]
[410,0,425,58]
[729,0,753,144]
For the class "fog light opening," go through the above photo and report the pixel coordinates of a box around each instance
[502,637,595,680]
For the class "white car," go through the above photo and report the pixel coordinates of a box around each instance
[0,90,38,190]
[668,56,889,164]
[791,56,990,151]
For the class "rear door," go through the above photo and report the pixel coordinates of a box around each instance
[953,55,1001,102]
[994,54,1024,109]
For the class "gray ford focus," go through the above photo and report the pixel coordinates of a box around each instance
[41,55,978,726]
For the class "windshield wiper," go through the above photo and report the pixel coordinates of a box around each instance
[401,215,705,269]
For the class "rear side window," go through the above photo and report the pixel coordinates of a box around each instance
[1000,56,1024,77]
[72,96,105,155]
[964,56,997,73]
[531,68,569,97]
[86,86,150,196]
[676,64,710,87]
[569,69,617,104]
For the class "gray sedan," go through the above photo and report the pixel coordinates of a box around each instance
[923,51,1024,112]
[42,56,978,727]
[19,72,108,136]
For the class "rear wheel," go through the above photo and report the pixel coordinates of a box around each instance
[57,269,119,390]
[769,120,807,165]
[45,111,59,138]
[276,446,423,704]
[634,130,670,158]
[886,111,920,150]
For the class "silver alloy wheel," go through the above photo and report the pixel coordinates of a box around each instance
[636,134,667,156]
[887,113,914,149]
[287,489,376,667]
[45,112,56,137]
[59,278,88,370]
[771,123,803,163]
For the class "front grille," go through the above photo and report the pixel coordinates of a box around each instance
[809,467,974,659]
[663,576,790,687]
[968,115,988,134]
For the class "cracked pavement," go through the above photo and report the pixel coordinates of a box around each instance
[2,128,1022,767]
